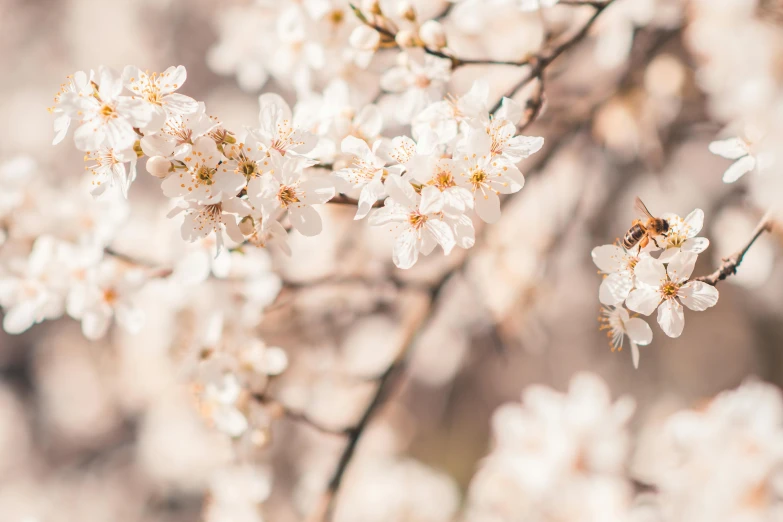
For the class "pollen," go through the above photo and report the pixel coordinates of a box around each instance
[278,185,300,207]
[661,281,679,298]
[469,168,488,189]
[409,212,428,229]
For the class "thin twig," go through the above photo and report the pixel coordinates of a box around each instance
[306,268,465,522]
[693,211,774,286]
[489,0,614,114]
[253,394,350,436]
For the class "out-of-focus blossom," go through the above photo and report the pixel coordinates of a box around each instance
[465,373,635,522]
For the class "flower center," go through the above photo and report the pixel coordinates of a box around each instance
[432,167,456,189]
[469,169,488,190]
[196,165,216,185]
[102,288,118,305]
[100,104,116,118]
[240,159,258,178]
[415,76,432,89]
[409,212,428,230]
[278,185,300,207]
[661,281,679,298]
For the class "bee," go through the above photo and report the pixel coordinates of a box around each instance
[622,197,669,250]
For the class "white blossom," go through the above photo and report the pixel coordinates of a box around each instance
[598,306,653,369]
[368,175,458,269]
[626,251,719,338]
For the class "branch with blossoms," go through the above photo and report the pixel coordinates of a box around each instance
[593,204,775,369]
[693,211,774,286]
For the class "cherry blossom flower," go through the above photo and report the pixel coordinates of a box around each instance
[206,464,272,522]
[598,306,653,368]
[412,79,490,145]
[485,97,545,162]
[122,65,199,132]
[368,175,457,269]
[168,196,251,254]
[0,236,66,334]
[50,70,94,145]
[454,128,525,223]
[83,146,138,198]
[140,102,221,158]
[334,136,403,219]
[380,51,452,124]
[708,135,773,183]
[220,139,273,189]
[657,208,710,262]
[466,373,634,522]
[591,244,646,306]
[407,157,474,219]
[62,67,152,152]
[202,373,248,437]
[250,93,318,158]
[246,153,335,237]
[161,136,244,203]
[349,24,381,68]
[241,216,292,256]
[626,251,719,338]
[66,259,145,340]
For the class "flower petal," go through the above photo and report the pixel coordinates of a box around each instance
[681,237,709,254]
[599,272,633,305]
[633,256,665,287]
[289,205,322,236]
[419,186,444,215]
[626,287,661,316]
[723,155,756,183]
[624,317,653,346]
[682,208,704,236]
[392,229,418,269]
[474,190,501,224]
[666,251,697,283]
[657,299,685,338]
[708,137,748,160]
[591,244,625,273]
[678,281,719,311]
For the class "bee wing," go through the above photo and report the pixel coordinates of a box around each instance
[634,197,655,220]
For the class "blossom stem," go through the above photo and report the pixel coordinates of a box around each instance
[693,210,775,286]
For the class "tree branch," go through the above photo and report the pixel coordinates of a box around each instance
[489,0,614,114]
[693,211,774,286]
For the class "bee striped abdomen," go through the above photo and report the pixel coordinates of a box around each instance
[622,224,646,250]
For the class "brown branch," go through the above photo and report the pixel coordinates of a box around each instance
[558,0,611,7]
[327,194,384,208]
[693,211,774,286]
[489,0,614,114]
[305,268,463,522]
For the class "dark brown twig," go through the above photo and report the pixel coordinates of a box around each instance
[693,211,774,286]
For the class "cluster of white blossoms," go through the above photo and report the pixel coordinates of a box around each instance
[652,379,783,520]
[465,373,636,522]
[48,60,542,271]
[592,206,718,368]
[466,373,783,522]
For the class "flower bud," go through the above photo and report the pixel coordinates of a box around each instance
[397,2,416,21]
[419,20,447,50]
[349,25,381,51]
[395,29,419,48]
[146,156,171,178]
[361,0,381,15]
[238,216,255,236]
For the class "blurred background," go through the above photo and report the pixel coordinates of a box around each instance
[1,0,782,520]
